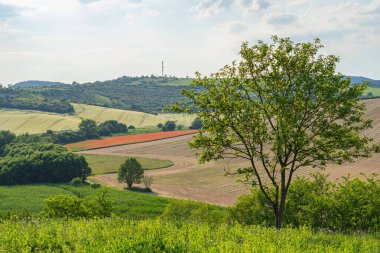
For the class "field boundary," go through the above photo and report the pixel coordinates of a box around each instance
[73,131,197,151]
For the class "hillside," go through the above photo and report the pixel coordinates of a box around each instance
[6,76,193,114]
[348,76,380,87]
[3,75,380,114]
[0,104,195,134]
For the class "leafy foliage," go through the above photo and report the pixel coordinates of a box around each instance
[2,76,192,114]
[0,131,16,156]
[171,36,375,228]
[0,142,91,185]
[162,121,176,131]
[230,174,380,231]
[0,87,74,113]
[40,190,113,219]
[189,117,202,130]
[79,119,98,138]
[0,218,379,252]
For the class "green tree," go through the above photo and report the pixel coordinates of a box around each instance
[0,131,15,156]
[79,119,98,138]
[118,158,144,189]
[163,121,176,131]
[170,36,376,229]
[190,117,202,130]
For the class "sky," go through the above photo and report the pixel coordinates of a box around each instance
[0,0,379,85]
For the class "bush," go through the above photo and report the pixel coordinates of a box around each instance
[162,121,176,131]
[143,175,153,191]
[229,188,273,226]
[40,190,113,219]
[189,117,202,130]
[91,183,101,189]
[229,173,380,231]
[70,177,83,187]
[161,201,228,224]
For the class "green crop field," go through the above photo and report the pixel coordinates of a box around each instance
[0,104,195,134]
[0,218,378,252]
[83,154,173,175]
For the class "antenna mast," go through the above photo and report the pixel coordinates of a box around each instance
[162,61,164,77]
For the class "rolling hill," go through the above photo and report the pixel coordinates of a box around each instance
[0,104,195,135]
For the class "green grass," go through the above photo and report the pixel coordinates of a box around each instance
[365,87,380,96]
[111,128,161,136]
[0,184,173,218]
[0,219,379,252]
[82,154,173,175]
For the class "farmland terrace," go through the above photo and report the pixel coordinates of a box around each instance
[81,98,380,206]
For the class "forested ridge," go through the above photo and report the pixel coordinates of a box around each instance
[2,76,192,114]
[2,75,378,114]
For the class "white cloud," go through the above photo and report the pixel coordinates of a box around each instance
[193,0,269,17]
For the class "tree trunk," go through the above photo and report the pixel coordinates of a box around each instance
[275,170,288,229]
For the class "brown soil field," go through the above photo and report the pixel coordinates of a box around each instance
[81,98,380,206]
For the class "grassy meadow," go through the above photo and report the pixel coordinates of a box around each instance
[0,184,173,218]
[83,154,173,175]
[1,218,379,252]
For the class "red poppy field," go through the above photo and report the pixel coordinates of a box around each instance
[66,130,198,151]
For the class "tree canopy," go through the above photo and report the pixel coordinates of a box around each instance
[118,158,144,189]
[170,36,376,229]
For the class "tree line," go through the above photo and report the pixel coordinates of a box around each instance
[0,132,91,185]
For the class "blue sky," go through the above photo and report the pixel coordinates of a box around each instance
[0,0,379,85]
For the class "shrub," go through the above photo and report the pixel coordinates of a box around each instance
[229,174,380,231]
[40,191,113,219]
[161,201,228,224]
[91,183,101,189]
[229,188,273,226]
[70,177,83,187]
[189,117,202,130]
[163,121,176,131]
[143,175,153,191]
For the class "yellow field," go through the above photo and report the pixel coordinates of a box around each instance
[0,104,195,134]
[72,104,195,128]
[0,109,80,134]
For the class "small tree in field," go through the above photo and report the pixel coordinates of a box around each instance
[170,36,377,229]
[118,158,144,189]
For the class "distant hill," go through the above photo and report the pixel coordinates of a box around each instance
[13,80,68,88]
[5,76,194,114]
[4,75,379,114]
[348,76,380,88]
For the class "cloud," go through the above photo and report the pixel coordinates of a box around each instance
[222,20,249,33]
[238,0,269,13]
[266,12,297,25]
[193,0,269,16]
[0,3,19,21]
